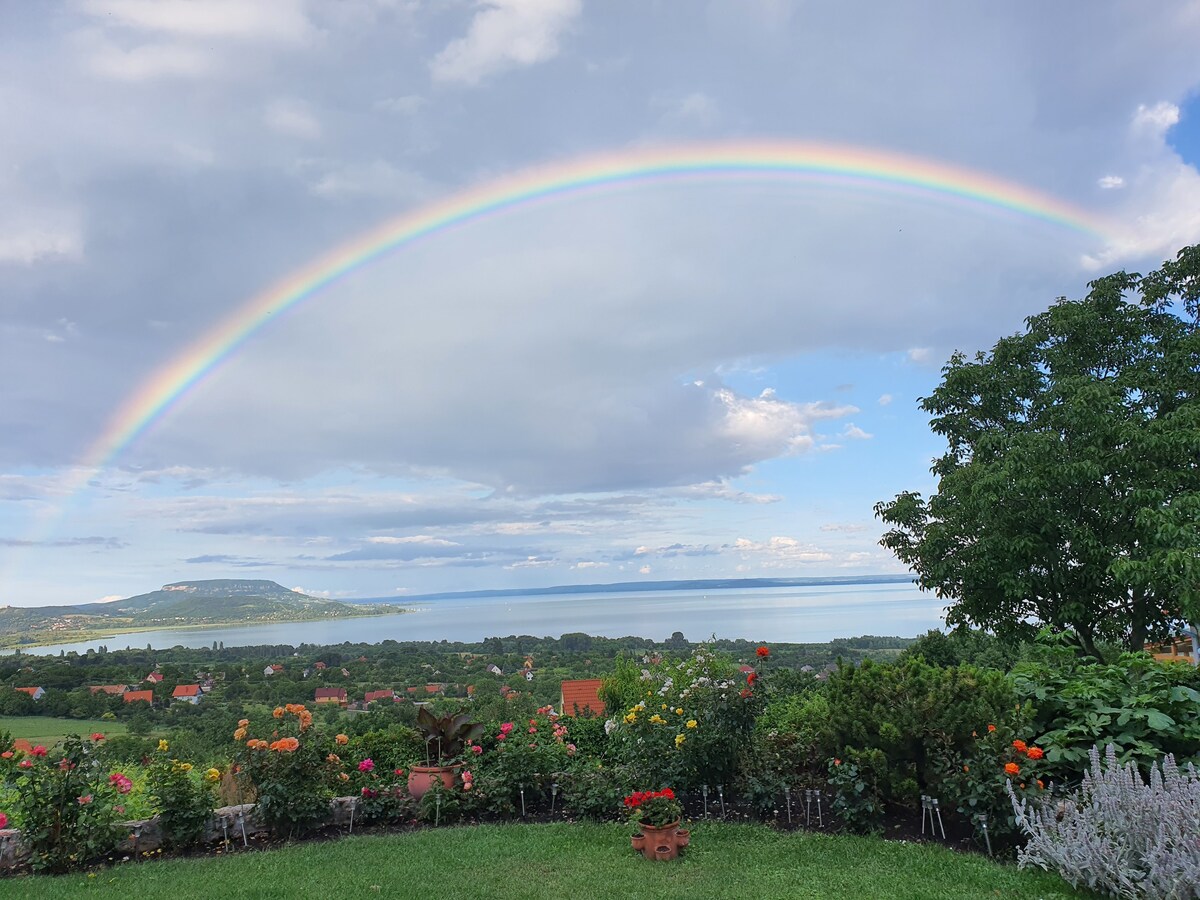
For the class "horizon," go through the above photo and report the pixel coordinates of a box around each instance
[2,5,1199,608]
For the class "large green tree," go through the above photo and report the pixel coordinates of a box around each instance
[875,246,1200,658]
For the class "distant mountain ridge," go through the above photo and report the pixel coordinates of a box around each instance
[0,579,399,648]
[348,573,917,604]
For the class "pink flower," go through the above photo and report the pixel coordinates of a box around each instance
[394,768,406,776]
[566,743,577,756]
[499,722,514,735]
[0,813,7,829]
[31,745,47,757]
[528,726,537,734]
[471,744,483,755]
[90,733,105,742]
[18,760,32,769]
[463,782,472,791]
[358,758,375,773]
[77,795,93,805]
[496,733,506,741]
[109,773,132,794]
[114,805,125,815]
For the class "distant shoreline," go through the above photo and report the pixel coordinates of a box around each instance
[348,574,918,604]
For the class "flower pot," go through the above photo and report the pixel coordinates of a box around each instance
[654,845,676,861]
[674,828,690,847]
[638,821,683,860]
[407,763,463,800]
[631,833,646,852]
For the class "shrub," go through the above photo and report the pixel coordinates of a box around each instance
[1011,744,1200,899]
[350,763,413,825]
[560,763,635,822]
[4,735,126,873]
[826,748,889,835]
[145,743,215,849]
[474,706,574,809]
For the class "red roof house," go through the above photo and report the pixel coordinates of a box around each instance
[315,687,347,705]
[145,672,164,684]
[89,684,128,696]
[15,686,45,700]
[124,690,154,705]
[363,690,395,704]
[559,679,605,717]
[172,684,202,704]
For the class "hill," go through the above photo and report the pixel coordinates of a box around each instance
[0,579,402,649]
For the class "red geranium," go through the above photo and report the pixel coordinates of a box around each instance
[756,646,769,658]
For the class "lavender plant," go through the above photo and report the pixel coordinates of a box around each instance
[1009,744,1200,899]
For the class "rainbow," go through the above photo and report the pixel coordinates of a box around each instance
[84,140,1113,473]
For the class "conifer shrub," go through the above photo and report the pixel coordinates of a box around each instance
[1011,744,1200,899]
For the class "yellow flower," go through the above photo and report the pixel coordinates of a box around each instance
[661,703,667,710]
[179,762,193,772]
[204,768,221,783]
[158,739,169,752]
[649,714,666,725]
[623,712,637,724]
[686,719,697,729]
[675,708,683,715]
[675,734,686,748]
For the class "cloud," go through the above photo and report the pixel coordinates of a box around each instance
[1132,101,1181,140]
[731,536,833,565]
[877,394,893,406]
[840,423,872,440]
[0,225,83,265]
[1097,175,1125,190]
[1,536,127,549]
[906,348,932,364]
[431,0,582,86]
[265,99,321,140]
[638,565,651,575]
[310,161,433,201]
[819,523,868,533]
[78,0,314,43]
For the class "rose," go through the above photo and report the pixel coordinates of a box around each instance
[499,722,514,735]
[90,733,105,742]
[31,745,47,757]
[358,758,375,773]
[756,646,769,658]
[0,813,7,829]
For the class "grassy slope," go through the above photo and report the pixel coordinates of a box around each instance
[8,823,1093,900]
[0,716,127,743]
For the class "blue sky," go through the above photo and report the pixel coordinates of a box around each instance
[2,2,1200,607]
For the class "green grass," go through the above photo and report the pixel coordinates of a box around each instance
[0,717,127,745]
[4,823,1093,900]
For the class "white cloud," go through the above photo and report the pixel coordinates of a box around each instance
[311,160,433,201]
[1131,101,1181,139]
[906,348,932,364]
[431,0,582,86]
[732,536,833,565]
[638,565,651,575]
[1097,175,1125,190]
[877,394,893,406]
[840,423,872,440]
[81,34,215,80]
[654,91,720,128]
[78,0,314,43]
[367,535,460,547]
[820,523,868,533]
[374,95,427,116]
[265,100,321,139]
[93,594,123,603]
[0,226,82,265]
[573,560,608,569]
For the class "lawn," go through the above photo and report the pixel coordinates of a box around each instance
[0,716,128,745]
[3,822,1094,900]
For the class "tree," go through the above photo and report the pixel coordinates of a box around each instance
[875,246,1200,658]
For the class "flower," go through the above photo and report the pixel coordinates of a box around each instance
[756,646,769,658]
[0,813,7,829]
[566,743,576,756]
[0,752,10,759]
[675,707,683,715]
[31,745,47,757]
[90,733,105,742]
[358,758,375,773]
[675,734,686,748]
[747,672,758,685]
[496,733,506,741]
[109,773,133,794]
[1012,740,1027,753]
[270,737,300,753]
[686,719,697,729]
[238,719,250,728]
[335,734,349,745]
[338,772,350,782]
[273,707,284,719]
[499,722,514,735]
[78,795,93,805]
[158,740,169,752]
[327,753,341,763]
[233,727,247,741]
[528,726,537,734]
[834,758,842,766]
[205,768,221,783]
[18,760,32,769]
[1036,779,1045,789]
[986,725,996,733]
[649,714,666,725]
[1004,762,1020,776]
[623,712,638,724]
[1026,747,1045,760]
[471,744,483,755]
[179,762,193,772]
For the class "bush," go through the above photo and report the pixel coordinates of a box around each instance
[560,763,634,822]
[1011,744,1200,899]
[4,735,127,872]
[145,742,215,849]
[827,747,889,835]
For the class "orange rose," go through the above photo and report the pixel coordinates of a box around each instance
[335,734,349,745]
[1026,747,1044,760]
[1004,762,1020,776]
[962,765,969,773]
[987,724,996,733]
[238,719,250,728]
[233,727,247,741]
[1012,740,1027,753]
[1036,779,1044,789]
[273,707,284,719]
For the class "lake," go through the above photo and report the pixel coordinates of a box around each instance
[17,582,946,655]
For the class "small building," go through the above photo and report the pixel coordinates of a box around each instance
[172,684,202,704]
[89,684,128,696]
[314,662,328,671]
[363,690,396,704]
[486,664,502,676]
[559,679,605,717]
[144,672,163,684]
[263,664,284,677]
[123,690,154,705]
[315,687,348,706]
[14,686,44,701]
[425,683,446,695]
[1146,638,1197,665]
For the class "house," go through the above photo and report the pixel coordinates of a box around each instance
[520,669,534,682]
[123,690,154,705]
[89,684,128,696]
[314,662,327,671]
[14,686,44,701]
[144,672,163,684]
[425,683,446,695]
[315,687,348,706]
[363,690,396,704]
[486,664,502,676]
[340,668,351,678]
[559,679,605,717]
[172,684,202,704]
[263,664,284,676]
[1146,638,1197,665]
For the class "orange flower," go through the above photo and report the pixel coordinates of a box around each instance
[1026,747,1044,760]
[338,772,350,782]
[335,733,349,745]
[238,719,250,728]
[269,737,300,753]
[1004,762,1020,776]
[233,727,247,741]
[1019,782,1026,790]
[833,758,841,766]
[1012,740,1027,753]
[987,724,996,733]
[1036,779,1044,790]
[962,765,969,773]
[327,753,341,764]
[272,707,284,719]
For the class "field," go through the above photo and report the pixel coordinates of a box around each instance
[4,823,1094,900]
[0,716,128,744]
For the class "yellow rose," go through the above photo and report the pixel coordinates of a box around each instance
[686,720,697,729]
[158,739,169,752]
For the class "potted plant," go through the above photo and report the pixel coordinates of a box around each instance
[407,708,484,799]
[623,788,688,860]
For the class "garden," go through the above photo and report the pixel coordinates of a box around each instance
[2,634,1198,898]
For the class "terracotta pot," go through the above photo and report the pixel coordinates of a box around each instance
[674,828,690,847]
[631,833,646,852]
[637,821,684,860]
[654,845,676,861]
[407,763,463,800]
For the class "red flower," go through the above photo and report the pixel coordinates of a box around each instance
[1026,747,1044,760]
[1004,762,1020,776]
[986,724,996,733]
[756,646,769,658]
[90,733,105,742]
[739,688,752,699]
[30,745,47,757]
[1012,740,1027,753]
[747,672,758,685]
[0,812,8,829]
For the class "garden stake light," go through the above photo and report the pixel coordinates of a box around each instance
[814,791,823,828]
[520,785,526,817]
[701,784,709,819]
[784,785,792,824]
[978,813,992,856]
[348,798,356,834]
[718,784,726,818]
[236,811,248,848]
[550,781,559,815]
[434,794,441,827]
[933,797,945,839]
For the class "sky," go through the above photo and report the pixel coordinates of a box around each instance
[2,1,1200,608]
